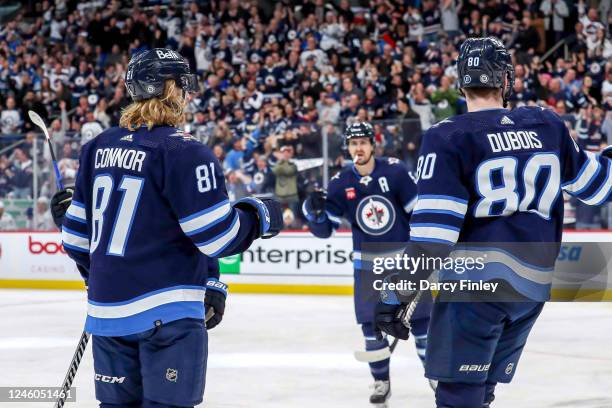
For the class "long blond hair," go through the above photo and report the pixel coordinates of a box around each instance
[119,80,186,131]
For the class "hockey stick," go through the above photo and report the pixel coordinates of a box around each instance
[28,110,64,190]
[54,330,89,408]
[354,290,424,363]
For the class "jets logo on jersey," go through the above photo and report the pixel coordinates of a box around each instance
[355,195,396,236]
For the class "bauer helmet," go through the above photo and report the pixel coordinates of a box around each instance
[125,48,198,102]
[457,37,515,106]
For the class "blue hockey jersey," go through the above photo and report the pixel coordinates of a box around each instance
[61,126,261,336]
[409,106,612,301]
[304,157,417,258]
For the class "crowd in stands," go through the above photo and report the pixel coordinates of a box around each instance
[0,0,611,230]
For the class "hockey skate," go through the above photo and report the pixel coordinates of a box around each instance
[370,380,391,407]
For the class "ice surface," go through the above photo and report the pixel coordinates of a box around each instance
[0,290,611,407]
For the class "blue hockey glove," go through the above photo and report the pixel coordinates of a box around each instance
[234,197,283,239]
[205,278,228,330]
[50,187,74,229]
[303,190,327,222]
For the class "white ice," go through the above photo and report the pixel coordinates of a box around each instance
[0,289,611,408]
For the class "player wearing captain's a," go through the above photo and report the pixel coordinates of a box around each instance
[195,213,241,257]
[179,199,232,236]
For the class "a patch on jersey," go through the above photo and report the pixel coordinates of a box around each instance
[359,175,373,187]
[355,195,396,236]
[345,187,356,200]
[463,75,472,84]
[387,157,400,165]
[120,134,133,142]
[500,116,514,125]
[430,118,453,128]
[480,74,489,83]
[169,131,196,142]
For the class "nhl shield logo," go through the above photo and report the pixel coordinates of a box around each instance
[166,368,178,382]
[355,195,395,236]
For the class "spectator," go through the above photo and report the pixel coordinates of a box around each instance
[225,169,251,202]
[80,111,104,145]
[9,148,33,199]
[540,0,569,46]
[1,97,22,135]
[0,201,16,230]
[272,145,299,214]
[29,196,55,230]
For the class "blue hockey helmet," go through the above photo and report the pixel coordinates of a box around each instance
[457,37,515,105]
[125,48,198,102]
[344,121,375,145]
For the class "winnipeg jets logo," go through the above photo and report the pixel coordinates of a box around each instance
[355,195,395,236]
[359,176,373,186]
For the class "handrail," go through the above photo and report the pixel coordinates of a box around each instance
[540,38,567,63]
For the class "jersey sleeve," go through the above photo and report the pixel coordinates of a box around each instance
[409,127,469,245]
[163,139,260,258]
[391,159,418,214]
[61,156,91,279]
[559,120,612,205]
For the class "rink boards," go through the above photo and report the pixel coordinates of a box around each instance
[1,230,612,298]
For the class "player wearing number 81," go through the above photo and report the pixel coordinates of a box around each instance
[56,48,282,408]
[375,37,612,407]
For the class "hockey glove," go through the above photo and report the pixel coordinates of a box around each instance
[375,302,411,340]
[304,190,327,222]
[205,278,228,330]
[374,273,415,340]
[234,197,283,239]
[50,187,74,229]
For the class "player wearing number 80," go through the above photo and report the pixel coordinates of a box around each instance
[376,37,612,407]
[57,48,282,408]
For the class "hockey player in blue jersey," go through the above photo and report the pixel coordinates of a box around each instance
[375,37,612,407]
[302,122,433,406]
[50,48,282,408]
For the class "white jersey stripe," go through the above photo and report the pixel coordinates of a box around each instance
[413,198,467,217]
[88,288,205,318]
[62,228,90,251]
[410,225,460,244]
[563,152,600,194]
[180,200,231,235]
[196,214,240,256]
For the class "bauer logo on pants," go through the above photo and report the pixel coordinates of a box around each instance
[166,368,178,382]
